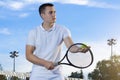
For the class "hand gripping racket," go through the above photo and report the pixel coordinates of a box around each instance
[54,43,93,69]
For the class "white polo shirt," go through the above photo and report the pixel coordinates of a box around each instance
[27,23,71,80]
[27,23,71,62]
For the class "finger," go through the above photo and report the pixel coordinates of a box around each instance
[48,66,54,70]
[48,63,55,70]
[82,48,89,53]
[87,46,91,49]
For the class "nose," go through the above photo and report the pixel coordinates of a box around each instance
[52,12,56,17]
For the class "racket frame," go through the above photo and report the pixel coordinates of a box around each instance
[58,43,94,69]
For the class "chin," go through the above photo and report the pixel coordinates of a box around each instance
[51,21,56,23]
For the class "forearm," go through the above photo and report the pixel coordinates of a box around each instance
[26,45,48,66]
[26,45,54,69]
[26,52,54,70]
[26,54,47,66]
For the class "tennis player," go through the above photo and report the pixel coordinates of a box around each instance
[26,3,88,80]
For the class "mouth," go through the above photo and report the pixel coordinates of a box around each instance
[52,18,56,22]
[53,18,56,20]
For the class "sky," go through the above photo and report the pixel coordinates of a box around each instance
[0,0,120,79]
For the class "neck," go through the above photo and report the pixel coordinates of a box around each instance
[42,22,54,31]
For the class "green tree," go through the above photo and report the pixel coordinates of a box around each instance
[10,76,19,80]
[79,69,84,79]
[88,55,120,80]
[69,69,84,79]
[0,75,7,80]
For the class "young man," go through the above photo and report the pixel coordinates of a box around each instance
[26,3,88,80]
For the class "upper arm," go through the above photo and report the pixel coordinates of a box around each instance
[26,45,35,60]
[26,29,36,58]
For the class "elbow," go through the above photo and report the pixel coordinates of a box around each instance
[26,55,29,61]
[26,53,31,62]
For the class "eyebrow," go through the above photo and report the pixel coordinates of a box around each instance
[49,11,56,14]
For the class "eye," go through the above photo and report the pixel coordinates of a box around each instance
[49,11,52,14]
[49,11,56,14]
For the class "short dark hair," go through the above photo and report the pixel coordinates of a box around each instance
[39,3,54,15]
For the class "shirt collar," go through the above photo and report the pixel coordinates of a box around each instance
[40,23,56,32]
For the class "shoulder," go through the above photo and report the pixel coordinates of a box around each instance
[55,24,69,31]
[55,24,71,36]
[29,25,41,33]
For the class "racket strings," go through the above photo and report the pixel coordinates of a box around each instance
[67,43,93,68]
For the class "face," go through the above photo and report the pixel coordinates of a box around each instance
[41,6,56,24]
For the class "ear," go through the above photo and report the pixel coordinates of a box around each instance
[41,13,44,19]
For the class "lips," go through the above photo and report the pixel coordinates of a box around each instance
[52,18,56,21]
[53,18,56,20]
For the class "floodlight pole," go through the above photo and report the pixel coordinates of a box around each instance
[10,51,19,72]
[107,38,116,59]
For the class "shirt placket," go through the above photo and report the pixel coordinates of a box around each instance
[45,31,50,45]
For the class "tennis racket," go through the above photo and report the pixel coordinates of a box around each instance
[54,43,93,69]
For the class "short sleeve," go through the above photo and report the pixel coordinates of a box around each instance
[62,27,71,39]
[26,29,36,46]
